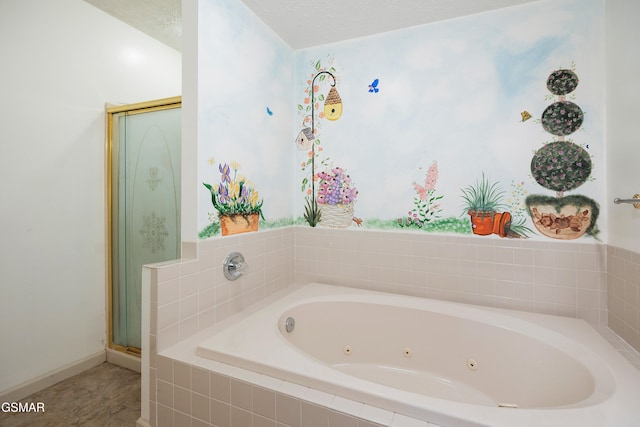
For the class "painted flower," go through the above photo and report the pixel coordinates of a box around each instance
[217,185,230,203]
[248,190,260,207]
[219,163,231,184]
[229,181,240,199]
[316,166,358,206]
[401,161,444,228]
[203,160,264,220]
[425,161,439,191]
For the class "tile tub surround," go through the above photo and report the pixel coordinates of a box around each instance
[154,351,438,427]
[144,228,295,426]
[608,245,640,353]
[152,228,295,354]
[143,226,626,426]
[294,227,608,328]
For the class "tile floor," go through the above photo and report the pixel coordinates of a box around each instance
[0,362,140,427]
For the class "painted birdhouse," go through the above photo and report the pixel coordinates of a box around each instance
[324,87,343,121]
[295,127,315,151]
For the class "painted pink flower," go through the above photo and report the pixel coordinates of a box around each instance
[425,161,438,191]
[412,182,428,201]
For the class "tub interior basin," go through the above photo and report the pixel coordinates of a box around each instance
[197,284,619,419]
[279,301,607,409]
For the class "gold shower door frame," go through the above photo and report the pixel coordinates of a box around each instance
[106,96,181,356]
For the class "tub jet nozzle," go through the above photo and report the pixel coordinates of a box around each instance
[285,317,295,333]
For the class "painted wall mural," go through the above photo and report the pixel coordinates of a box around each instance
[290,0,604,241]
[197,0,294,238]
[196,0,604,242]
[525,65,599,239]
[398,161,443,229]
[460,173,527,238]
[295,57,360,229]
[202,159,264,237]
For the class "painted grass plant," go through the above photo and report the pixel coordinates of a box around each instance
[460,173,507,216]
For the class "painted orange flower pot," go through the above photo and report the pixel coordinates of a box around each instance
[220,213,259,236]
[468,210,511,237]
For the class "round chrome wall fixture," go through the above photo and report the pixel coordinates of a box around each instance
[223,252,248,280]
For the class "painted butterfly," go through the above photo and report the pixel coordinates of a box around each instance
[368,79,379,93]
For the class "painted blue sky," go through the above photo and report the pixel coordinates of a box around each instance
[294,0,604,226]
[196,0,605,236]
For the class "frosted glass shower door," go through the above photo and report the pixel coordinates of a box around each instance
[110,100,181,352]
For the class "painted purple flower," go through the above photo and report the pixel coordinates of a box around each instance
[219,163,231,184]
[240,185,249,201]
[316,166,358,205]
[218,185,230,203]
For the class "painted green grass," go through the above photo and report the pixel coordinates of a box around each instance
[198,222,220,239]
[199,216,471,239]
[362,217,472,234]
[199,217,295,239]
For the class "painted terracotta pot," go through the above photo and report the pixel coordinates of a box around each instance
[525,194,599,240]
[468,210,511,237]
[220,213,259,236]
[527,202,592,240]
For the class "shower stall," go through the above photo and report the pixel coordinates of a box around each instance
[107,97,181,355]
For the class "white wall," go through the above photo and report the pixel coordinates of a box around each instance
[606,0,640,253]
[0,0,181,394]
[181,0,199,246]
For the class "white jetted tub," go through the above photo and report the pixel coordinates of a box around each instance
[197,283,640,426]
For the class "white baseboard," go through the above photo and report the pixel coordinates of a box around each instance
[136,416,151,427]
[0,350,106,402]
[106,348,141,373]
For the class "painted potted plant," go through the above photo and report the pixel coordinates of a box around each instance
[525,66,599,239]
[203,161,264,236]
[316,166,358,228]
[460,173,512,237]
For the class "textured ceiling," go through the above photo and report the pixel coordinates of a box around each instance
[83,0,182,51]
[84,0,539,51]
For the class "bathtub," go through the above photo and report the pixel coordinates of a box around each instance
[196,283,640,426]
